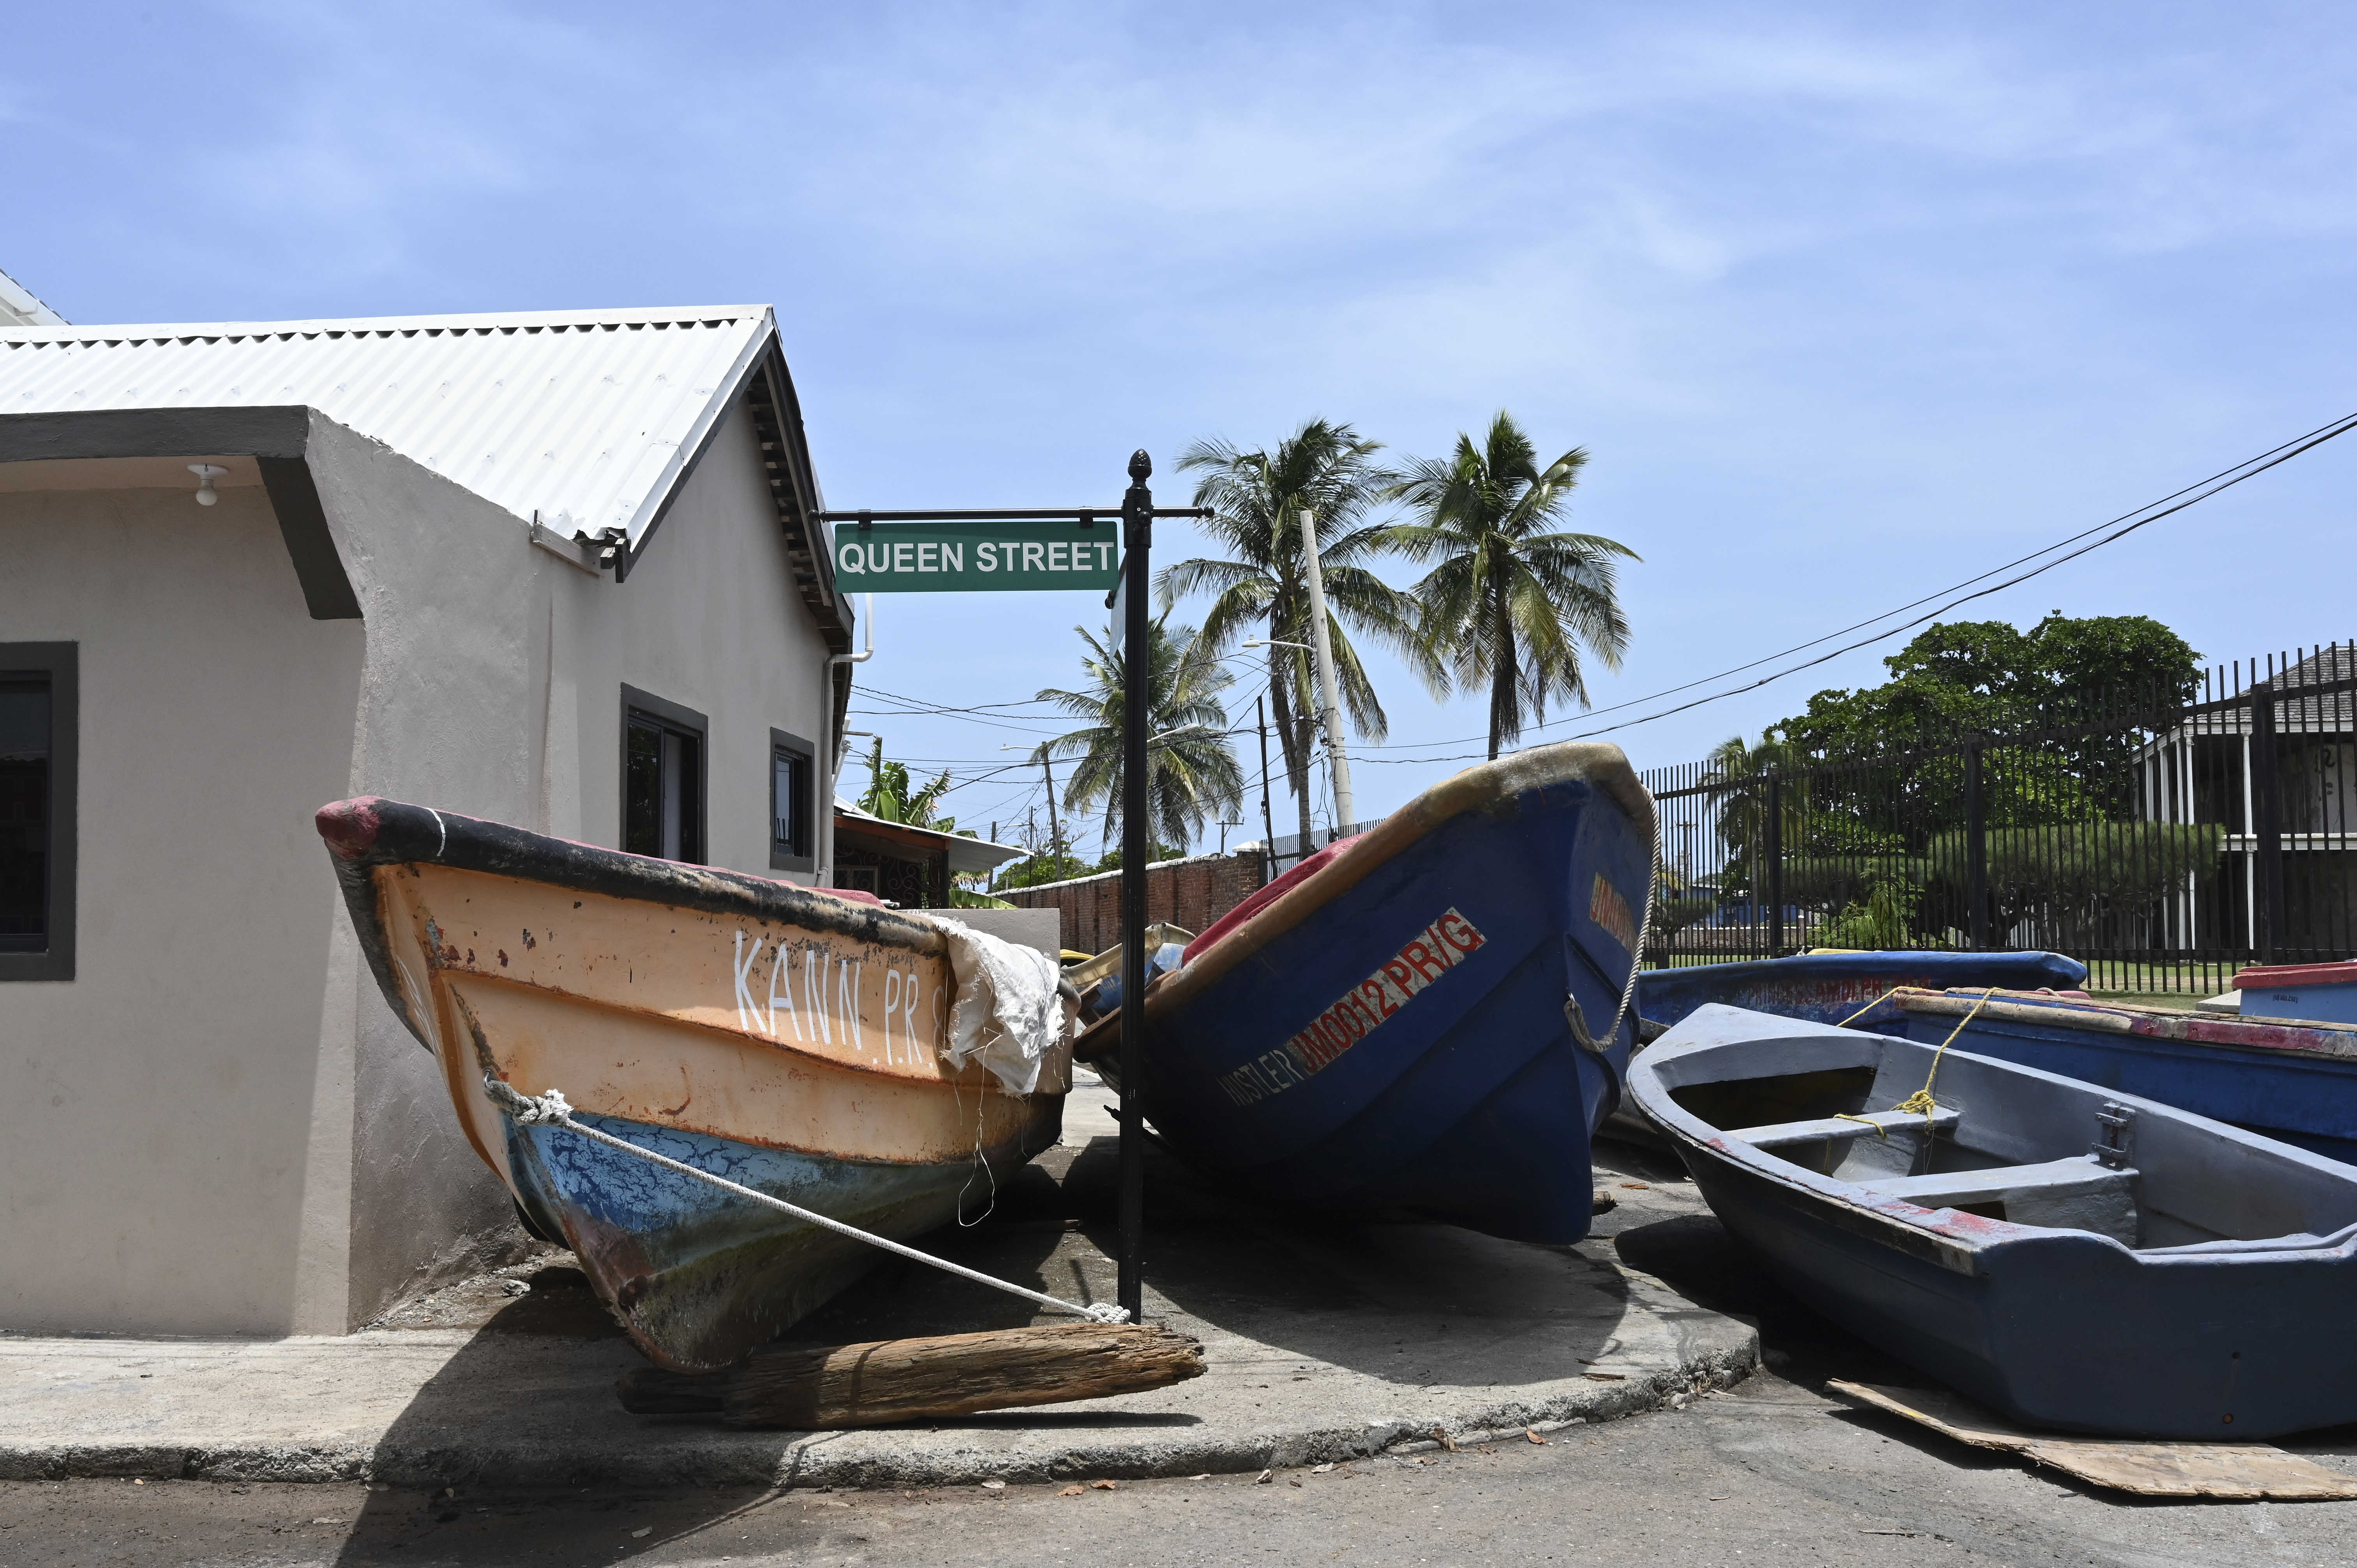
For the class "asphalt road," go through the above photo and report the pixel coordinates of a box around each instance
[6,1138,2352,1568]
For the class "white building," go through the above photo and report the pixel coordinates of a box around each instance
[0,305,863,1336]
[2137,643,2356,955]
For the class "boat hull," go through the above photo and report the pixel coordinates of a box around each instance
[1680,1146,2357,1439]
[317,797,1065,1370]
[505,1110,1040,1367]
[1637,950,2087,1033]
[1120,743,1655,1244]
[1893,992,2357,1166]
[1634,1005,2357,1438]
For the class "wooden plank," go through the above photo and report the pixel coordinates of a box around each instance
[1829,1380,2357,1499]
[616,1322,1206,1429]
[1730,1107,1961,1148]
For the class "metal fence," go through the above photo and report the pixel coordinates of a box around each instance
[1640,641,2357,996]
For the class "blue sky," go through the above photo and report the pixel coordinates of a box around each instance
[10,2,2356,855]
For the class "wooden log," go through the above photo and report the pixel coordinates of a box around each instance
[615,1322,1206,1428]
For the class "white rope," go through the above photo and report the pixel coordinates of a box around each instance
[485,1078,1131,1324]
[1606,811,1661,1048]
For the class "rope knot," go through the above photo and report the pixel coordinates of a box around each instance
[1081,1302,1134,1325]
[484,1076,574,1125]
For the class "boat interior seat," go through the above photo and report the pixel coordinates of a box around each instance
[1728,1106,1961,1149]
[1857,1156,2140,1245]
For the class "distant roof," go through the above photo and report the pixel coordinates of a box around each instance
[0,268,66,328]
[0,305,781,547]
[834,799,1026,874]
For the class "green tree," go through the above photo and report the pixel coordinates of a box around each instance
[1384,413,1638,759]
[1772,615,2200,761]
[1165,418,1438,847]
[993,849,1090,891]
[856,738,958,831]
[1034,616,1246,854]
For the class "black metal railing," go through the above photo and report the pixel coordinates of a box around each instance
[1640,641,2357,997]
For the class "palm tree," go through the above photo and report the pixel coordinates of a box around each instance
[1163,418,1438,851]
[1385,412,1638,759]
[1033,616,1245,855]
[857,738,957,830]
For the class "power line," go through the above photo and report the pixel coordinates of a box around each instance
[1349,405,2357,757]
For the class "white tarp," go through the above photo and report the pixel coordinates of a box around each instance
[930,916,1069,1096]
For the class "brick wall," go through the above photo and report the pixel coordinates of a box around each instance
[996,849,1269,955]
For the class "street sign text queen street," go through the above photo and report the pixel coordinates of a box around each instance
[833,522,1119,593]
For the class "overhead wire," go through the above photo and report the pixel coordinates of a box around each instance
[1342,405,2357,758]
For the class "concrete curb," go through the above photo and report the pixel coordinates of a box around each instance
[0,1339,1756,1490]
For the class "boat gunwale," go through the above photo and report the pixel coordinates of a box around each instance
[1892,987,2357,1060]
[1074,741,1654,1057]
[319,795,947,946]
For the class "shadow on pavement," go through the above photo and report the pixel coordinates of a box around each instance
[330,1211,1090,1564]
[1611,1210,1921,1391]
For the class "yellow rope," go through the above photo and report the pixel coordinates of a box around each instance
[1834,987,1904,1029]
[1832,986,1999,1142]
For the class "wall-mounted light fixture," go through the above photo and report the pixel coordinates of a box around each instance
[187,464,228,507]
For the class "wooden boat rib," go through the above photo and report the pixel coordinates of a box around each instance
[316,796,1067,1371]
[1632,1003,2357,1439]
[1077,740,1656,1243]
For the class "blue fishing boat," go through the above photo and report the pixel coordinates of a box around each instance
[1891,988,2357,1166]
[1075,741,1656,1244]
[316,796,1068,1372]
[1637,950,2087,1034]
[1632,1003,2357,1439]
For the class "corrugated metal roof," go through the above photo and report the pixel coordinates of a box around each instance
[834,799,1026,872]
[0,304,776,544]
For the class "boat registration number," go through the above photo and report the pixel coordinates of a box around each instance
[1214,909,1487,1106]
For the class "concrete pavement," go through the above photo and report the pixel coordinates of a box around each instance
[0,1079,1753,1492]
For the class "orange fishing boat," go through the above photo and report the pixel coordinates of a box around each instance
[315,796,1068,1371]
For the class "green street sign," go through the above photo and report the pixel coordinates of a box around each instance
[832,521,1121,593]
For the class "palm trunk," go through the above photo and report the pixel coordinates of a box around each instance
[1268,659,1315,862]
[1488,568,1515,761]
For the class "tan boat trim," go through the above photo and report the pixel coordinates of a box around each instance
[1076,741,1653,1058]
[1892,987,2357,1061]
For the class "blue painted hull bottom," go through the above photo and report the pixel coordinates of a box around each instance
[1127,745,1655,1246]
[1896,1011,2357,1167]
[1684,1151,2357,1439]
[1638,950,2087,1033]
[1635,1006,2357,1439]
[505,1109,1053,1367]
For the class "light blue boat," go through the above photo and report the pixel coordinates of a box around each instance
[1632,1003,2357,1438]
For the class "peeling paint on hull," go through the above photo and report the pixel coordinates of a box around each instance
[316,795,1069,1370]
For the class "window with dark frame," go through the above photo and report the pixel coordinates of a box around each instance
[770,728,815,872]
[0,675,51,951]
[0,643,76,981]
[621,688,707,865]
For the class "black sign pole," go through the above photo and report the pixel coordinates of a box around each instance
[812,480,1219,1329]
[1117,449,1153,1324]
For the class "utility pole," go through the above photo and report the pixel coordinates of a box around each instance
[1299,505,1354,841]
[1005,747,1064,874]
[1042,754,1062,871]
